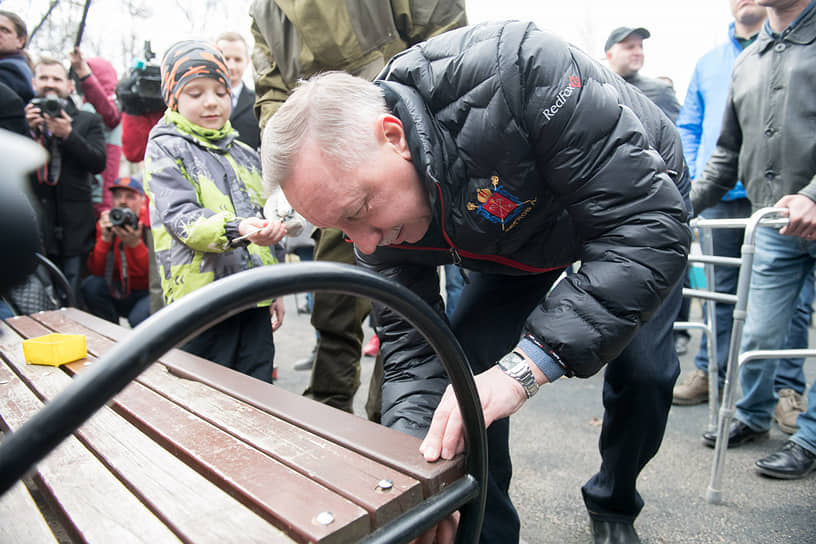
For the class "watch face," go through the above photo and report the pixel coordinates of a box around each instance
[500,352,525,370]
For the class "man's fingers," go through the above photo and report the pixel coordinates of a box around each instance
[440,403,464,460]
[420,387,455,461]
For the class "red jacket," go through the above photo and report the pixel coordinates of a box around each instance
[86,222,149,291]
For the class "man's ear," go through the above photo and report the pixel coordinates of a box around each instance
[377,113,411,160]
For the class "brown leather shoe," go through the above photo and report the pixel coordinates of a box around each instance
[673,369,709,405]
[774,388,804,434]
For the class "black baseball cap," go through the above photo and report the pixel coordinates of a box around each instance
[604,27,651,52]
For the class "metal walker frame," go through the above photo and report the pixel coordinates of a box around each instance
[676,207,816,503]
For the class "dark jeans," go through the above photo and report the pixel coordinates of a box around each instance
[51,254,82,306]
[581,279,681,522]
[181,306,276,384]
[450,270,681,540]
[81,275,150,327]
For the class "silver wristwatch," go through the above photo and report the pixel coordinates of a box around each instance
[497,351,539,399]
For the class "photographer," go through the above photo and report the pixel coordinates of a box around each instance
[25,56,106,300]
[81,176,149,327]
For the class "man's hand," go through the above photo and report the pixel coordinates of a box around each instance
[44,109,73,139]
[113,223,144,248]
[776,194,816,239]
[269,298,285,331]
[412,511,459,544]
[24,102,44,132]
[419,365,531,462]
[238,217,287,247]
[69,47,92,79]
[98,210,113,243]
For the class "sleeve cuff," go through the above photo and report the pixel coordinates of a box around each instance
[518,337,565,383]
[224,219,248,247]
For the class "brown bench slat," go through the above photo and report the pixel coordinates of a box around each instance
[57,307,466,497]
[29,311,425,528]
[0,478,59,543]
[1,319,296,543]
[0,334,183,543]
[6,315,370,544]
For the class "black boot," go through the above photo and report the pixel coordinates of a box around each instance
[590,518,641,544]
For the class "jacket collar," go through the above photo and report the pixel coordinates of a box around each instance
[377,80,448,213]
[757,0,816,54]
[161,110,237,152]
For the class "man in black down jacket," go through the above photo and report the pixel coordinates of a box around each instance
[25,57,106,299]
[263,22,691,544]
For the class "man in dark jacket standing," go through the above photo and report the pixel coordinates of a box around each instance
[692,0,816,480]
[605,26,681,122]
[25,57,106,299]
[263,22,690,544]
[216,32,261,150]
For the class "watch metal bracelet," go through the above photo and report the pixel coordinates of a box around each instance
[497,351,539,398]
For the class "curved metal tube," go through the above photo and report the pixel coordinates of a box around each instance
[0,262,487,542]
[35,252,76,308]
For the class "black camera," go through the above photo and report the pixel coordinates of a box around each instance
[109,207,139,229]
[30,94,68,117]
[116,40,166,115]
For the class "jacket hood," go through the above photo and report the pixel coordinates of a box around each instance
[87,57,118,96]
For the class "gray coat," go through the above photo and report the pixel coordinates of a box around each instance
[691,6,816,214]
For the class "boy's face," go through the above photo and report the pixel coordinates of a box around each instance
[176,77,231,130]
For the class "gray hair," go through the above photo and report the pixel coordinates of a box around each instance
[261,71,388,196]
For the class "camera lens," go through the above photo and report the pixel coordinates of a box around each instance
[109,207,137,228]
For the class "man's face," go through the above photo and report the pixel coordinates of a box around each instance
[0,16,24,55]
[606,35,644,78]
[33,63,72,98]
[176,77,231,130]
[283,116,433,255]
[217,39,249,89]
[111,188,144,216]
[731,0,767,24]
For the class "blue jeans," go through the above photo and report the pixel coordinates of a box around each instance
[444,264,465,319]
[81,275,150,328]
[694,200,813,393]
[736,227,816,455]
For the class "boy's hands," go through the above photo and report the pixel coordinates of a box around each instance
[238,217,287,246]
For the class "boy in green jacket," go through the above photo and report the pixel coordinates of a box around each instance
[145,40,295,383]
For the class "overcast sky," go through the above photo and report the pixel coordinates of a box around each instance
[8,0,736,104]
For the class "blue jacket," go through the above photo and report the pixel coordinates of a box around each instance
[676,22,747,201]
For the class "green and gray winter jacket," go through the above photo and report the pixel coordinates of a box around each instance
[144,110,277,305]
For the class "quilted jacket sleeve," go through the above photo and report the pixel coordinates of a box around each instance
[515,26,690,377]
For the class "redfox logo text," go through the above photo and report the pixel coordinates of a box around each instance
[542,78,581,121]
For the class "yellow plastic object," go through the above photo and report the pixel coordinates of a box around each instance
[22,334,87,367]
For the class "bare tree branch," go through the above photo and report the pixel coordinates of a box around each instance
[29,0,62,42]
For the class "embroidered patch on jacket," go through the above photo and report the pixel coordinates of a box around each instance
[467,176,536,232]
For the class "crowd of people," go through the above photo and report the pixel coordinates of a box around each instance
[1,1,814,543]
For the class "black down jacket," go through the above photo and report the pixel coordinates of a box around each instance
[358,21,691,436]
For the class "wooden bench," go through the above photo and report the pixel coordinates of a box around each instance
[0,308,466,543]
